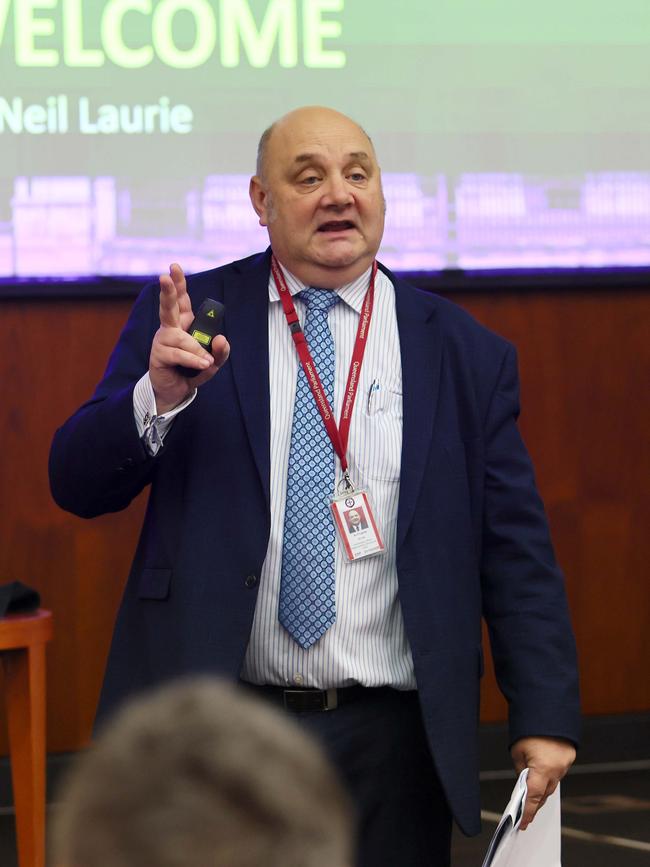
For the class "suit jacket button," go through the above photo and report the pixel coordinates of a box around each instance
[118,457,135,472]
[244,574,258,589]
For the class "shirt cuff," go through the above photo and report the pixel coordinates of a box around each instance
[133,374,197,456]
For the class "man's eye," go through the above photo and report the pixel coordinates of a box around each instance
[349,172,367,182]
[300,175,320,185]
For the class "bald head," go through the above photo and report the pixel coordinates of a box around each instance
[256,106,376,182]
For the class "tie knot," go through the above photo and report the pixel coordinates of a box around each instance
[298,287,340,315]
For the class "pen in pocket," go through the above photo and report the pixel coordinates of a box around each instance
[367,379,380,414]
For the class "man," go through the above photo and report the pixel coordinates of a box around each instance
[345,509,367,532]
[50,106,580,866]
[52,678,353,867]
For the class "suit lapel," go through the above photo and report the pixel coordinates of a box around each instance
[391,272,443,554]
[221,256,441,535]
[224,252,272,508]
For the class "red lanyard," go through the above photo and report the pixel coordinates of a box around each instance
[271,255,377,477]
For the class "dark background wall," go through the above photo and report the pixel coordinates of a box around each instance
[0,283,648,752]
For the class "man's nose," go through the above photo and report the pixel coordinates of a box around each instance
[322,174,353,207]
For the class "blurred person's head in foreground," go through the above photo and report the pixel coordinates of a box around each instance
[52,678,354,867]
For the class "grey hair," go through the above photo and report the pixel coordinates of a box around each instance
[256,122,276,180]
[52,678,353,867]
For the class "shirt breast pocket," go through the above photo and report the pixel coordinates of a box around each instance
[353,383,403,483]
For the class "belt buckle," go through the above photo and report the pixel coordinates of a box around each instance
[324,687,338,710]
[283,688,338,712]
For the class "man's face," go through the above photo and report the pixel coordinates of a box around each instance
[348,510,361,527]
[250,107,385,288]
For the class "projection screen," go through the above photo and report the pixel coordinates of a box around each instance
[1,0,649,279]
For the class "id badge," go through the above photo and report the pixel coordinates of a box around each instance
[330,488,385,561]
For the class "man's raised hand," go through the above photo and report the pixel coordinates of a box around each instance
[149,263,230,414]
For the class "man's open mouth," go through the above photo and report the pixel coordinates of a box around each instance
[317,220,356,232]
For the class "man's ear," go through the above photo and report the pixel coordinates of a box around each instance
[249,176,269,227]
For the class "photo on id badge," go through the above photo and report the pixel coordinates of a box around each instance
[331,491,385,561]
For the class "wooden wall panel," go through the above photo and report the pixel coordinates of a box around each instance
[0,299,144,752]
[0,289,648,752]
[460,292,650,721]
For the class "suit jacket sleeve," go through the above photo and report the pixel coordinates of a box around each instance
[480,343,580,747]
[49,280,163,518]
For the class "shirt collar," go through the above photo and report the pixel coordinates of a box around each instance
[268,261,373,315]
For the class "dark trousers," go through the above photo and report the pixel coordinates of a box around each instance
[250,686,452,867]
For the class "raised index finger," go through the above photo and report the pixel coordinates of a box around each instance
[158,266,182,328]
[169,262,193,318]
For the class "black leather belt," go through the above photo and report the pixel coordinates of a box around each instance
[242,682,372,712]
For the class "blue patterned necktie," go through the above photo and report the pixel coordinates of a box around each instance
[279,288,340,648]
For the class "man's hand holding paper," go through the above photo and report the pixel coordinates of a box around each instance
[510,736,576,830]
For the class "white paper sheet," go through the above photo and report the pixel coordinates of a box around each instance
[481,768,561,867]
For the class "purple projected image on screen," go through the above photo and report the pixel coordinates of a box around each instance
[0,172,649,278]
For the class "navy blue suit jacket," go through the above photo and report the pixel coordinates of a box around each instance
[50,250,580,834]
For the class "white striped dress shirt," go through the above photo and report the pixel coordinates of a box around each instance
[134,264,416,690]
[242,264,415,689]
